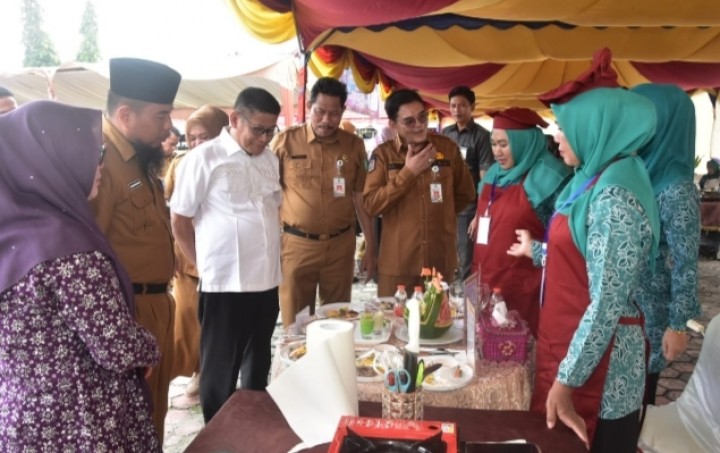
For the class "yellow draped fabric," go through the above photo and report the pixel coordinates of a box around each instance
[228,0,720,110]
[225,0,296,43]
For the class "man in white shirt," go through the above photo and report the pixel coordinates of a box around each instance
[169,87,282,422]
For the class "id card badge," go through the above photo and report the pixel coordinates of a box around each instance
[459,146,468,160]
[476,216,491,245]
[333,177,346,197]
[430,183,443,203]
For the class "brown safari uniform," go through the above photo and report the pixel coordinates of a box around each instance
[364,133,475,296]
[164,152,200,379]
[90,118,175,442]
[272,123,367,326]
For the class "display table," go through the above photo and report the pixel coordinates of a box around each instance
[184,389,586,453]
[271,326,533,411]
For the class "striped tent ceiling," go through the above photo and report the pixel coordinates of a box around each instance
[227,0,720,111]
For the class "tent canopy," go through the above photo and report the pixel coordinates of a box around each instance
[0,52,299,111]
[227,0,720,111]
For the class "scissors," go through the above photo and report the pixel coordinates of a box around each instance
[384,368,412,393]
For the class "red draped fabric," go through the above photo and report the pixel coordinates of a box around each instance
[290,0,456,46]
[632,61,720,91]
[360,53,504,95]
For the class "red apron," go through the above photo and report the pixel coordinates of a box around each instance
[531,214,643,445]
[472,182,545,335]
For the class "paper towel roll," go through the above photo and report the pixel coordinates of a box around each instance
[267,319,359,449]
[306,319,358,410]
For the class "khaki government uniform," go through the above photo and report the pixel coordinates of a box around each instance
[363,133,475,296]
[164,153,200,379]
[90,118,176,442]
[272,123,367,326]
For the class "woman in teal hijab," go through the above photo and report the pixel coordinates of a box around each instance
[631,83,701,407]
[470,107,569,335]
[510,85,661,452]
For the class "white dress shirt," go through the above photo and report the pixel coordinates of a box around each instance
[169,129,282,293]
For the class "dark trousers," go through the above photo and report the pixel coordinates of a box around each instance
[456,208,475,279]
[644,372,660,406]
[591,409,641,453]
[198,287,279,423]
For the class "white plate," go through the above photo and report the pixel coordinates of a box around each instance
[395,325,464,346]
[355,345,399,382]
[369,297,398,315]
[354,319,393,346]
[278,340,307,367]
[316,302,362,320]
[422,361,473,392]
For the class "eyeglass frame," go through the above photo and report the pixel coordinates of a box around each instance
[396,110,429,128]
[238,111,280,137]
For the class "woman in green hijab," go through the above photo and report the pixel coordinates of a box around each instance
[469,107,569,335]
[631,83,701,406]
[510,85,660,451]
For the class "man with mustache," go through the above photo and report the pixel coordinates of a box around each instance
[364,89,475,296]
[272,77,376,327]
[90,57,181,444]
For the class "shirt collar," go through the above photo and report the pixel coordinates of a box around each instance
[305,122,340,145]
[453,120,478,134]
[102,117,136,162]
[220,127,269,158]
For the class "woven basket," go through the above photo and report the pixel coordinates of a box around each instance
[476,310,529,363]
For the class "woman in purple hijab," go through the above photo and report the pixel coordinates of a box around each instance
[0,100,162,452]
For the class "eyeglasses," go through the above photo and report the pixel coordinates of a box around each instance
[398,111,429,128]
[99,144,106,164]
[310,106,343,120]
[239,112,279,137]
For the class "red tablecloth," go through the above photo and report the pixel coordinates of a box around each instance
[184,390,587,453]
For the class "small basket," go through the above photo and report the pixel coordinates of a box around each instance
[476,310,529,362]
[381,386,424,420]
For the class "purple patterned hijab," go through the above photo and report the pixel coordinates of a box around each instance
[0,100,134,312]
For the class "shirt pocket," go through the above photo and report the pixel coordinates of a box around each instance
[286,158,312,189]
[128,188,152,233]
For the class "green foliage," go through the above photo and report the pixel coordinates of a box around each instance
[21,0,61,67]
[76,1,100,63]
[695,155,703,168]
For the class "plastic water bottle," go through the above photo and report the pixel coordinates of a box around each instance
[393,285,407,317]
[449,270,465,318]
[491,287,505,308]
[412,285,425,319]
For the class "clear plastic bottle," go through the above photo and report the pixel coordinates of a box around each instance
[490,287,505,308]
[449,270,465,318]
[412,285,425,319]
[393,284,407,317]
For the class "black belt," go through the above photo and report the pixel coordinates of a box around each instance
[132,283,169,295]
[282,224,351,241]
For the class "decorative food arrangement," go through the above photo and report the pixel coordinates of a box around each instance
[404,268,454,339]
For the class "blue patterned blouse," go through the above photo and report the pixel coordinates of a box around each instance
[533,186,652,419]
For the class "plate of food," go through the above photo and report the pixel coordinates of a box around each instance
[316,302,362,320]
[395,325,464,346]
[356,344,399,382]
[278,340,307,367]
[421,357,473,392]
[370,297,398,316]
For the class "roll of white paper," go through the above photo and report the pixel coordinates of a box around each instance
[306,319,358,409]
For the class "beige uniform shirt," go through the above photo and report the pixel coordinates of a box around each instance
[363,133,475,278]
[91,118,175,284]
[272,123,367,234]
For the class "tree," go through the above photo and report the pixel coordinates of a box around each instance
[76,0,100,63]
[21,0,61,67]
